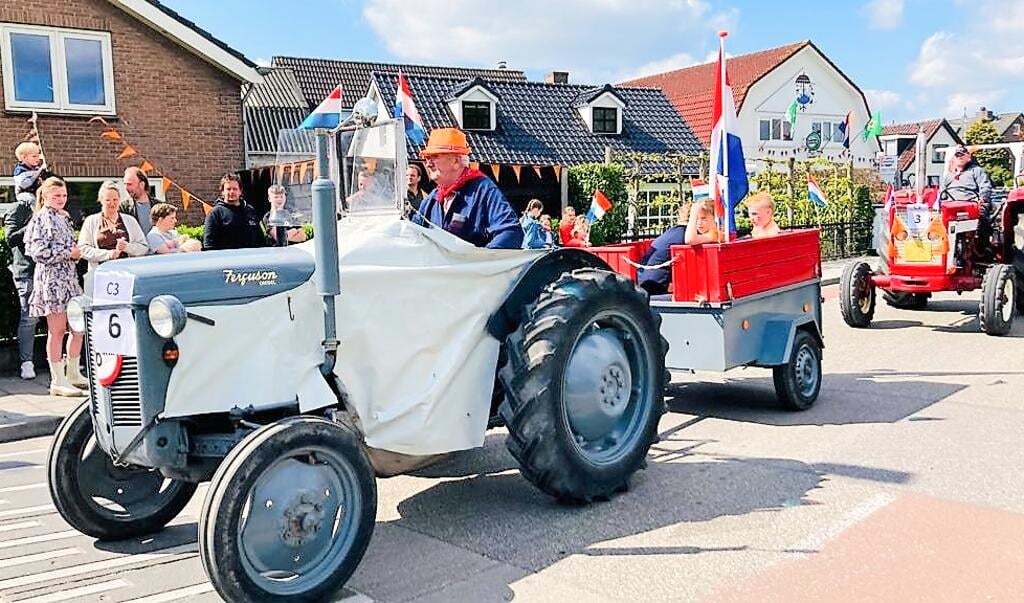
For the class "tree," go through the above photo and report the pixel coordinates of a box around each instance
[965,121,1013,186]
[567,163,628,245]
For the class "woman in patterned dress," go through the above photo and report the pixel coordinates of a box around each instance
[24,177,84,397]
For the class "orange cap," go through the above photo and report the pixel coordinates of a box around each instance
[420,128,471,157]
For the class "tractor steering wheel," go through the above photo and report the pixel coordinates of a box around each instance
[938,184,982,202]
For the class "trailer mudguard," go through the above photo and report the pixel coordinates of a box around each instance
[756,317,823,366]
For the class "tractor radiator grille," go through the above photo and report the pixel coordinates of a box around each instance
[85,314,143,428]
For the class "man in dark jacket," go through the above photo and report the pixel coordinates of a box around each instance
[637,203,689,296]
[4,199,38,379]
[203,174,267,250]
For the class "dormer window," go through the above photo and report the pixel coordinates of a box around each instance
[593,107,618,134]
[446,79,499,131]
[462,101,491,130]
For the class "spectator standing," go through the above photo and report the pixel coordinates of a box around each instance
[78,181,149,292]
[559,206,576,245]
[521,199,547,249]
[24,177,83,396]
[147,203,184,253]
[262,185,307,245]
[121,167,156,234]
[203,174,267,250]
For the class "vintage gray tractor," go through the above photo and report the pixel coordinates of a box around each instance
[47,101,668,602]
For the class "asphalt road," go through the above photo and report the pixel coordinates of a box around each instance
[0,289,1022,602]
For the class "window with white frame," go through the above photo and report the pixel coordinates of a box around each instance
[759,118,792,141]
[1,24,115,114]
[931,143,948,163]
[811,121,835,142]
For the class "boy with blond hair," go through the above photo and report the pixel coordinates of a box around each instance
[13,142,52,205]
[747,192,780,238]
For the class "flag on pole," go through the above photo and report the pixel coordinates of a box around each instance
[807,174,829,207]
[393,71,427,145]
[861,111,883,141]
[690,179,709,201]
[786,100,798,132]
[586,190,613,223]
[882,183,894,211]
[709,32,749,241]
[836,111,852,149]
[299,85,343,129]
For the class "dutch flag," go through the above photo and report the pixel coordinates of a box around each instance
[299,85,343,129]
[393,71,427,145]
[586,190,613,223]
[709,33,749,241]
[807,174,829,207]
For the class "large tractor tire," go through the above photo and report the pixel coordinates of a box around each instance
[882,290,929,310]
[839,261,876,328]
[979,264,1016,336]
[199,416,376,603]
[47,400,196,540]
[772,330,823,411]
[499,268,668,504]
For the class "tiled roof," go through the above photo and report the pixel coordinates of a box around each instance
[444,78,500,102]
[572,84,626,108]
[371,73,704,174]
[246,68,308,109]
[953,112,1024,139]
[882,119,944,137]
[140,0,256,68]
[245,107,315,155]
[271,57,526,109]
[619,41,809,143]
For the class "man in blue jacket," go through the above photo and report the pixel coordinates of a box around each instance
[637,203,689,296]
[413,128,522,249]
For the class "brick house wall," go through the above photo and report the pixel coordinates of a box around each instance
[0,0,244,224]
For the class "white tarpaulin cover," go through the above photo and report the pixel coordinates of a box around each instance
[326,216,538,454]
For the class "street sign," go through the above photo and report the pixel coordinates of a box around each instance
[805,130,822,152]
[878,155,897,183]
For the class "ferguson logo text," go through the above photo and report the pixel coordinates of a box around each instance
[223,269,279,286]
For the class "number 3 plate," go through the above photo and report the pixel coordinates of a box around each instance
[90,309,137,356]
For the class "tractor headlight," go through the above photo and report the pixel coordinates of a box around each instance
[148,295,187,339]
[67,297,87,333]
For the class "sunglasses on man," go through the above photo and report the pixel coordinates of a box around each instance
[954,150,968,157]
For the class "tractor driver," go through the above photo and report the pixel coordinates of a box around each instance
[413,128,523,249]
[940,145,993,211]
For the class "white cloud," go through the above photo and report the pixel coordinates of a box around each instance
[865,88,901,110]
[362,0,736,84]
[254,57,271,67]
[942,89,1007,117]
[865,0,904,29]
[619,52,699,82]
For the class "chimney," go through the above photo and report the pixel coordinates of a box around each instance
[977,106,993,121]
[545,71,570,84]
[497,60,507,70]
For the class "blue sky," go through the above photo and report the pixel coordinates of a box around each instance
[164,0,1024,124]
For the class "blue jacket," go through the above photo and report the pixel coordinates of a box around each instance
[521,216,547,249]
[638,225,686,289]
[413,177,523,249]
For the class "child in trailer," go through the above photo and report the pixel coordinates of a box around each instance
[747,192,781,239]
[684,199,721,245]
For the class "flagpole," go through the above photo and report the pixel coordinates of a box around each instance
[718,31,729,243]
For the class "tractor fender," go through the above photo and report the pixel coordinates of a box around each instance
[756,316,824,366]
[486,248,611,340]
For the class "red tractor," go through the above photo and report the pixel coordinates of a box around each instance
[840,180,1024,335]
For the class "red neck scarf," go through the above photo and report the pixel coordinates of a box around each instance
[435,168,486,211]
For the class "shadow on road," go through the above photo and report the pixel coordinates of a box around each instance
[663,369,989,426]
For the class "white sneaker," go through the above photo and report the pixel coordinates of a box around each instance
[20,361,36,380]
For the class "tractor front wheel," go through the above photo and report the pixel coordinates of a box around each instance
[840,261,876,328]
[979,264,1016,336]
[500,269,667,504]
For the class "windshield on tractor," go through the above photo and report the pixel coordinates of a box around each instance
[342,119,407,217]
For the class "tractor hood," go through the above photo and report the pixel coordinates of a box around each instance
[93,247,315,306]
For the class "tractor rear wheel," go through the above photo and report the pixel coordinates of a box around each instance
[840,261,876,328]
[500,268,667,504]
[882,290,929,310]
[979,264,1016,336]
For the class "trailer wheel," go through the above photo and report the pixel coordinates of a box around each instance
[199,417,376,603]
[979,264,1015,336]
[773,330,822,411]
[840,261,876,328]
[47,400,196,540]
[882,290,929,310]
[500,268,667,504]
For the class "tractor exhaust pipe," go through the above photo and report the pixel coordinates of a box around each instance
[312,129,340,375]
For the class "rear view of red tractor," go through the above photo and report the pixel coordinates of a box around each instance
[841,184,1024,336]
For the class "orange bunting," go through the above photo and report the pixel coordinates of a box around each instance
[511,165,522,182]
[490,164,501,181]
[201,201,213,216]
[139,160,155,174]
[162,177,172,194]
[553,165,562,182]
[299,162,309,183]
[276,164,285,184]
[101,130,122,141]
[117,145,137,160]
[532,165,542,179]
[181,190,191,210]
[469,161,480,171]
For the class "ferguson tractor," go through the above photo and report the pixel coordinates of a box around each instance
[46,100,670,602]
[841,142,1024,335]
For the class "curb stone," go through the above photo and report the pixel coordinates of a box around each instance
[0,415,62,444]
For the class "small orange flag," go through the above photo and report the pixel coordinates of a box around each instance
[117,145,137,160]
[532,165,542,179]
[511,165,522,182]
[140,160,155,174]
[181,190,191,210]
[162,177,172,194]
[101,130,122,141]
[201,201,213,216]
[490,164,501,181]
[299,162,309,183]
[553,165,562,182]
